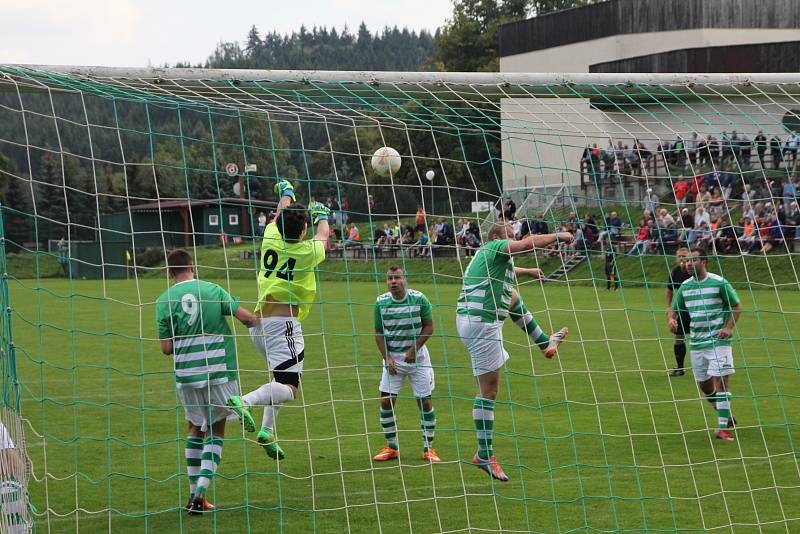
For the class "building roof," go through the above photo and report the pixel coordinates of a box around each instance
[129,197,277,212]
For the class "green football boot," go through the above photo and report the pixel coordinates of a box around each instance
[226,396,255,433]
[257,428,285,460]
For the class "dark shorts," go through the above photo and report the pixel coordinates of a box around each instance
[676,311,691,336]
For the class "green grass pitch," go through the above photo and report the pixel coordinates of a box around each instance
[7,275,800,533]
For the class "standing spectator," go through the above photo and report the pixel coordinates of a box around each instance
[697,134,709,166]
[708,187,725,218]
[754,131,768,168]
[415,206,427,234]
[686,132,699,166]
[695,184,712,210]
[257,211,267,238]
[673,176,690,208]
[56,237,69,277]
[783,178,797,212]
[739,134,752,168]
[589,144,602,184]
[456,218,470,246]
[615,141,627,174]
[770,134,783,169]
[787,131,799,170]
[741,184,754,204]
[604,239,619,290]
[644,188,659,216]
[786,201,800,243]
[718,166,734,200]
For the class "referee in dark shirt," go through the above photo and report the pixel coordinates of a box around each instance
[666,247,692,376]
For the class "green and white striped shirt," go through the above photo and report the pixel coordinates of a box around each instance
[456,239,514,323]
[672,272,740,350]
[156,279,240,389]
[374,289,433,363]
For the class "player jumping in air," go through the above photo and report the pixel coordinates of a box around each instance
[155,249,259,514]
[227,180,330,460]
[372,266,440,463]
[456,221,572,481]
[669,246,742,441]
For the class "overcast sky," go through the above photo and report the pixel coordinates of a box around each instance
[2,0,453,68]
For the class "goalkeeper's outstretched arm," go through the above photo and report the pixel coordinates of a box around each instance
[508,232,573,255]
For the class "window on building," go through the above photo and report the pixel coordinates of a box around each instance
[229,214,239,226]
[209,214,219,226]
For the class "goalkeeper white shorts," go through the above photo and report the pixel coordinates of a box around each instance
[456,314,509,376]
[178,380,239,432]
[379,357,435,398]
[691,345,735,382]
[250,317,305,374]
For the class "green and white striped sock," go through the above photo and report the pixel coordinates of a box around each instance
[380,408,398,450]
[185,436,203,495]
[716,391,732,429]
[473,397,495,460]
[0,477,28,534]
[420,407,436,452]
[509,300,549,350]
[196,436,223,494]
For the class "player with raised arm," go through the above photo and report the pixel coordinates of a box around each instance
[227,180,330,460]
[456,221,572,481]
[372,266,440,463]
[666,247,692,377]
[669,246,742,441]
[155,249,259,514]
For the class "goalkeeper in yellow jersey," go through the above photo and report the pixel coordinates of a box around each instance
[227,180,330,460]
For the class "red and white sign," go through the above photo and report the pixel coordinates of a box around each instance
[225,163,239,177]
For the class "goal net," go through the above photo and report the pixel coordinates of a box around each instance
[0,66,798,533]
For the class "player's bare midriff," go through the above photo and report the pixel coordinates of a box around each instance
[258,298,299,318]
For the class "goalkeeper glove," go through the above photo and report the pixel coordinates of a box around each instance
[309,202,331,225]
[273,179,295,201]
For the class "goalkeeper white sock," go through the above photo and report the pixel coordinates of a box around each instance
[262,404,282,433]
[242,381,294,407]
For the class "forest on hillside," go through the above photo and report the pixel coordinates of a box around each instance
[0,1,596,246]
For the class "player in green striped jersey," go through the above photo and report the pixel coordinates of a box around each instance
[156,249,259,514]
[456,221,572,481]
[669,246,742,441]
[372,266,439,463]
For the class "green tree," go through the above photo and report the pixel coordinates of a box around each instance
[433,0,597,72]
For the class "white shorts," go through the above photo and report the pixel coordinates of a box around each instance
[691,345,735,382]
[456,314,509,376]
[178,380,239,432]
[250,317,305,374]
[379,358,435,398]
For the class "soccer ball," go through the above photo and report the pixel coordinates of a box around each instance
[371,146,402,177]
